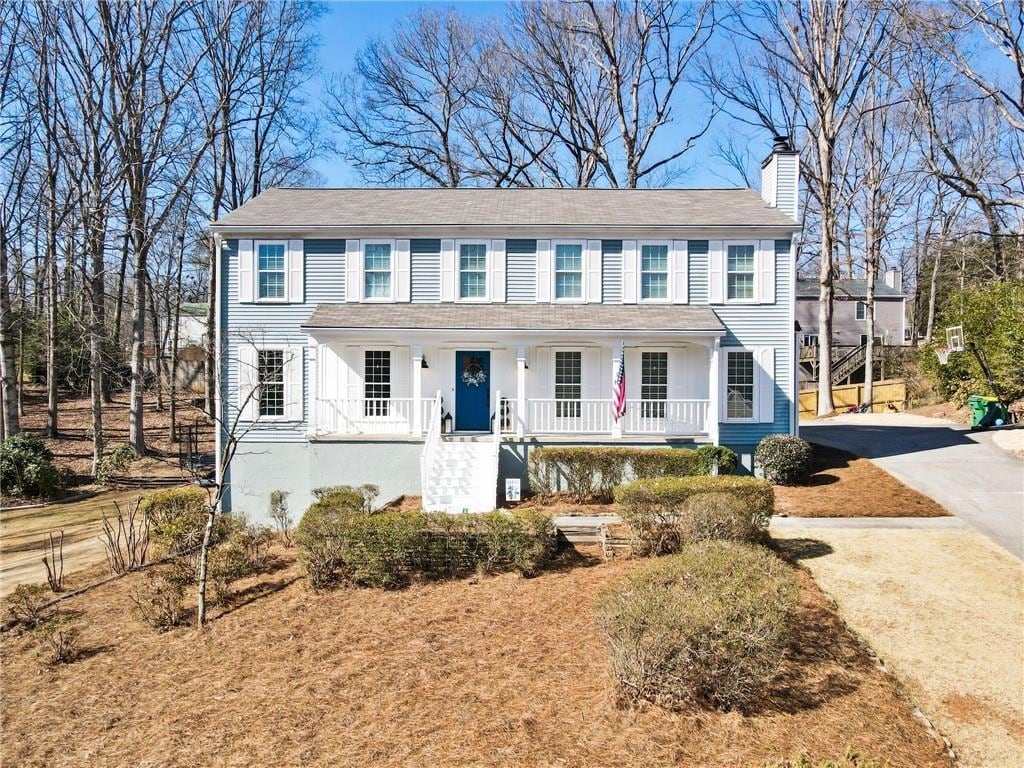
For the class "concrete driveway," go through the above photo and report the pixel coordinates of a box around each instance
[801,413,1024,559]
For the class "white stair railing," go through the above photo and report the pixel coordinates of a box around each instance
[492,390,502,511]
[419,390,443,503]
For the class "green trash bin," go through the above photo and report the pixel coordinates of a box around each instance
[968,395,1007,429]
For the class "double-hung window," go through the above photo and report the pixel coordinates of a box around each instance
[554,351,581,418]
[640,352,667,418]
[726,244,755,300]
[364,243,392,299]
[554,243,583,300]
[726,350,755,419]
[257,242,286,300]
[640,244,669,300]
[257,350,285,417]
[855,301,867,321]
[459,243,487,299]
[364,350,391,417]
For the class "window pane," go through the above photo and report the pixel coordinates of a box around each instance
[641,273,668,299]
[364,244,391,271]
[555,244,582,271]
[364,350,391,416]
[727,245,754,272]
[727,273,754,299]
[555,272,582,299]
[258,244,285,271]
[555,351,581,417]
[257,243,286,299]
[364,271,391,298]
[726,245,755,300]
[459,271,487,298]
[727,351,754,419]
[459,244,487,298]
[258,349,285,417]
[641,245,668,272]
[258,272,285,299]
[641,352,667,418]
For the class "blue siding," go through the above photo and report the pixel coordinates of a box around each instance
[718,239,794,447]
[688,240,709,304]
[601,240,623,303]
[506,239,537,303]
[411,238,441,302]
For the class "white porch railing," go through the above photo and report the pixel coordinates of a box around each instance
[420,390,443,497]
[529,398,614,434]
[316,397,434,436]
[621,398,710,435]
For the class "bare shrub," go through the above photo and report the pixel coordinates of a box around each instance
[681,493,763,544]
[38,616,81,665]
[595,541,798,711]
[5,583,54,629]
[269,490,293,546]
[42,530,65,591]
[130,568,188,631]
[765,750,885,768]
[100,497,150,575]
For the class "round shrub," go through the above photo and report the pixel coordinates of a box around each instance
[694,444,738,475]
[141,487,234,581]
[594,540,798,711]
[681,493,762,544]
[1,433,63,499]
[294,489,366,589]
[755,435,814,485]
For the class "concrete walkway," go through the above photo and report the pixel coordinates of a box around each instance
[802,413,1024,558]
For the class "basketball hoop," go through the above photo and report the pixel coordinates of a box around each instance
[946,325,965,353]
[936,347,951,366]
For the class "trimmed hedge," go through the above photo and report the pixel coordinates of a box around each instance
[614,476,774,555]
[295,495,556,590]
[595,540,798,711]
[528,445,735,502]
[755,435,814,485]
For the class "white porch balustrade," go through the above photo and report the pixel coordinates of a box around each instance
[315,397,435,436]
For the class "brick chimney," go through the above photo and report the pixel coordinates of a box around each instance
[760,135,800,222]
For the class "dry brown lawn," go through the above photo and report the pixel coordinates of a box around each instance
[0,547,950,768]
[774,443,949,518]
[774,528,1024,768]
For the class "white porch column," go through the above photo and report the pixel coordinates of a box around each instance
[516,345,527,438]
[412,345,423,436]
[708,339,720,445]
[306,338,319,437]
[611,341,623,438]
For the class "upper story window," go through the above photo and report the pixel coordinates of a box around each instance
[554,243,583,300]
[726,350,755,419]
[257,242,286,300]
[257,349,285,417]
[640,351,667,417]
[364,243,392,299]
[459,243,487,299]
[640,244,669,300]
[727,244,755,300]
[855,301,868,320]
[554,350,581,417]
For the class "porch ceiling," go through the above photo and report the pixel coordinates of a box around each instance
[302,303,724,334]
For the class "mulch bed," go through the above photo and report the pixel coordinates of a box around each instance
[774,443,950,518]
[1,547,950,768]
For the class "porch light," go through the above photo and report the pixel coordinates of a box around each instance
[421,356,429,369]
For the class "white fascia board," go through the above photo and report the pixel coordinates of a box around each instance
[209,225,800,240]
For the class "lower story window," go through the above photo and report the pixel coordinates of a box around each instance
[258,350,285,417]
[641,351,667,418]
[364,350,391,416]
[726,350,755,419]
[555,350,581,418]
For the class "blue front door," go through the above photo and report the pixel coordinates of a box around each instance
[455,351,491,431]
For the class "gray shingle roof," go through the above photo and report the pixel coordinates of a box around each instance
[796,278,903,298]
[303,303,724,333]
[212,187,798,229]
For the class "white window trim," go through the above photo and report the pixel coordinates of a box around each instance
[724,240,758,304]
[362,239,396,302]
[250,342,302,423]
[551,239,587,303]
[855,300,868,321]
[255,240,289,304]
[637,239,672,303]
[456,239,489,303]
[722,347,757,423]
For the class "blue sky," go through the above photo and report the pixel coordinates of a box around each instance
[309,0,766,188]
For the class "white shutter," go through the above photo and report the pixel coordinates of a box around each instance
[288,239,304,303]
[718,351,728,421]
[237,344,258,421]
[622,240,638,303]
[582,347,601,399]
[237,240,255,303]
[391,347,409,398]
[536,240,551,302]
[534,347,552,397]
[395,239,411,302]
[708,240,724,304]
[490,239,506,303]
[285,346,304,421]
[586,239,602,303]
[757,346,776,423]
[668,348,686,399]
[671,240,689,304]
[758,239,776,304]
[345,346,363,400]
[345,240,361,302]
[440,239,456,302]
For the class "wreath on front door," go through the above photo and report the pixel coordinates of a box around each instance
[461,356,487,387]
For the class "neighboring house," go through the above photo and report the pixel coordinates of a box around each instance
[158,302,209,352]
[144,302,209,395]
[211,140,801,517]
[796,271,907,348]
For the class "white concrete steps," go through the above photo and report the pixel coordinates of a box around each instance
[422,439,497,513]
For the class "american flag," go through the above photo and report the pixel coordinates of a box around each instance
[612,356,626,421]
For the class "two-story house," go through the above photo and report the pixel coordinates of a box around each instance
[211,139,801,516]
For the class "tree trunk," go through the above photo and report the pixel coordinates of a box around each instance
[925,245,942,343]
[815,132,837,416]
[864,242,877,408]
[0,228,19,440]
[169,229,186,442]
[128,193,147,456]
[205,248,216,419]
